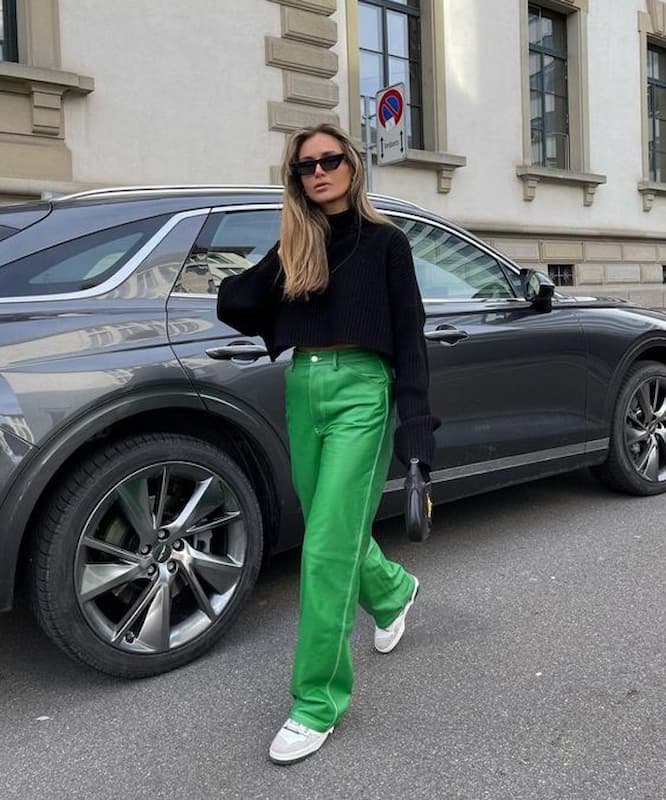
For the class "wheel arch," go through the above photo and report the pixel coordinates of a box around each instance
[1,390,294,612]
[605,337,666,423]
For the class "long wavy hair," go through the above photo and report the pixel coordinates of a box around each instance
[279,123,388,299]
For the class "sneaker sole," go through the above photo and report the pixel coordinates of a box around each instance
[268,727,334,765]
[374,577,420,654]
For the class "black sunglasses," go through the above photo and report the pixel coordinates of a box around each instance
[290,153,346,177]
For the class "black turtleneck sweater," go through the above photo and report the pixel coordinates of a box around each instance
[216,208,440,469]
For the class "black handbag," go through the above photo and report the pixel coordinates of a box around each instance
[404,458,432,542]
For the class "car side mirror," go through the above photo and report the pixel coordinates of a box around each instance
[520,268,554,313]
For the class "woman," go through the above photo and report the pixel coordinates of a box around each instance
[216,123,439,764]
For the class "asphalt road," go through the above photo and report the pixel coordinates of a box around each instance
[2,469,665,800]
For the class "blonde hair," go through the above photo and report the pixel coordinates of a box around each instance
[279,123,388,299]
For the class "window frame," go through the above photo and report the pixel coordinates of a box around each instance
[519,0,591,175]
[637,5,666,210]
[547,263,574,287]
[528,4,570,170]
[346,0,450,157]
[647,44,666,183]
[359,0,424,150]
[347,0,468,193]
[1,0,18,62]
[517,0,605,205]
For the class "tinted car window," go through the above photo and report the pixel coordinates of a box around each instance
[391,216,515,300]
[0,216,169,297]
[176,209,281,294]
[0,202,51,241]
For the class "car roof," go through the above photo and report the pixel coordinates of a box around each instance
[54,184,425,213]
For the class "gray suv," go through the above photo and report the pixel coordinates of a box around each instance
[3,186,666,677]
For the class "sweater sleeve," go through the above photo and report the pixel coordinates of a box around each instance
[386,227,441,470]
[216,243,282,340]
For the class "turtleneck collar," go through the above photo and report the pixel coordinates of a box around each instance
[326,206,360,234]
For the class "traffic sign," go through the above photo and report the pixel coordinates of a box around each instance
[375,83,406,166]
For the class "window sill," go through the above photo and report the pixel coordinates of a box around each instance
[637,180,666,212]
[369,147,467,194]
[516,165,607,206]
[0,62,94,140]
[0,62,94,93]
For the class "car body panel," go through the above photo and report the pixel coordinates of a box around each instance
[424,299,588,468]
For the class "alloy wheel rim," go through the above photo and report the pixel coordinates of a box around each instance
[624,377,666,483]
[74,461,247,654]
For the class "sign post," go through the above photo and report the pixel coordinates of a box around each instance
[375,83,407,167]
[363,94,374,193]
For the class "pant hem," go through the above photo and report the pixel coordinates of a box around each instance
[288,710,337,734]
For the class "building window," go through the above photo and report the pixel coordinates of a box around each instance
[548,264,574,287]
[648,44,666,183]
[0,0,18,62]
[359,0,423,149]
[529,5,569,170]
[662,265,666,285]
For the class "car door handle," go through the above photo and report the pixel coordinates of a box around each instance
[425,327,469,345]
[205,342,268,361]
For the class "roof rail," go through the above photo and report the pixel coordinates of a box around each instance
[56,184,285,202]
[369,192,423,211]
[55,184,425,214]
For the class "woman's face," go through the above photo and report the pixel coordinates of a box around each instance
[297,132,354,215]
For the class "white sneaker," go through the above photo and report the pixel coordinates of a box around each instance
[374,576,420,654]
[269,719,333,765]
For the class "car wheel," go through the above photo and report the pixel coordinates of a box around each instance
[30,433,263,678]
[595,360,666,495]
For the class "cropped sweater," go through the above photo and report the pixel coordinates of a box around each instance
[216,208,440,469]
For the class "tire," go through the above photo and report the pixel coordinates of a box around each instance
[594,360,666,496]
[30,433,263,678]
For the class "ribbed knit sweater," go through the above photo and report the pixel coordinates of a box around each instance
[216,207,440,468]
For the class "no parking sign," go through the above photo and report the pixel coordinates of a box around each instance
[375,83,406,166]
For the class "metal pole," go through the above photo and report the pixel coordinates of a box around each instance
[364,94,373,193]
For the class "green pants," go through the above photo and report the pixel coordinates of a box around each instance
[285,348,415,733]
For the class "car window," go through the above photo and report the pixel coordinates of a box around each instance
[0,202,51,242]
[176,209,281,294]
[391,216,515,300]
[0,216,169,297]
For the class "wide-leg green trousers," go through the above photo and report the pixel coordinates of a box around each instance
[285,348,415,733]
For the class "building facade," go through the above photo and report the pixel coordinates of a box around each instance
[3,0,666,303]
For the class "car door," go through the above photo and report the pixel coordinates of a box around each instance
[388,211,588,499]
[165,204,294,436]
